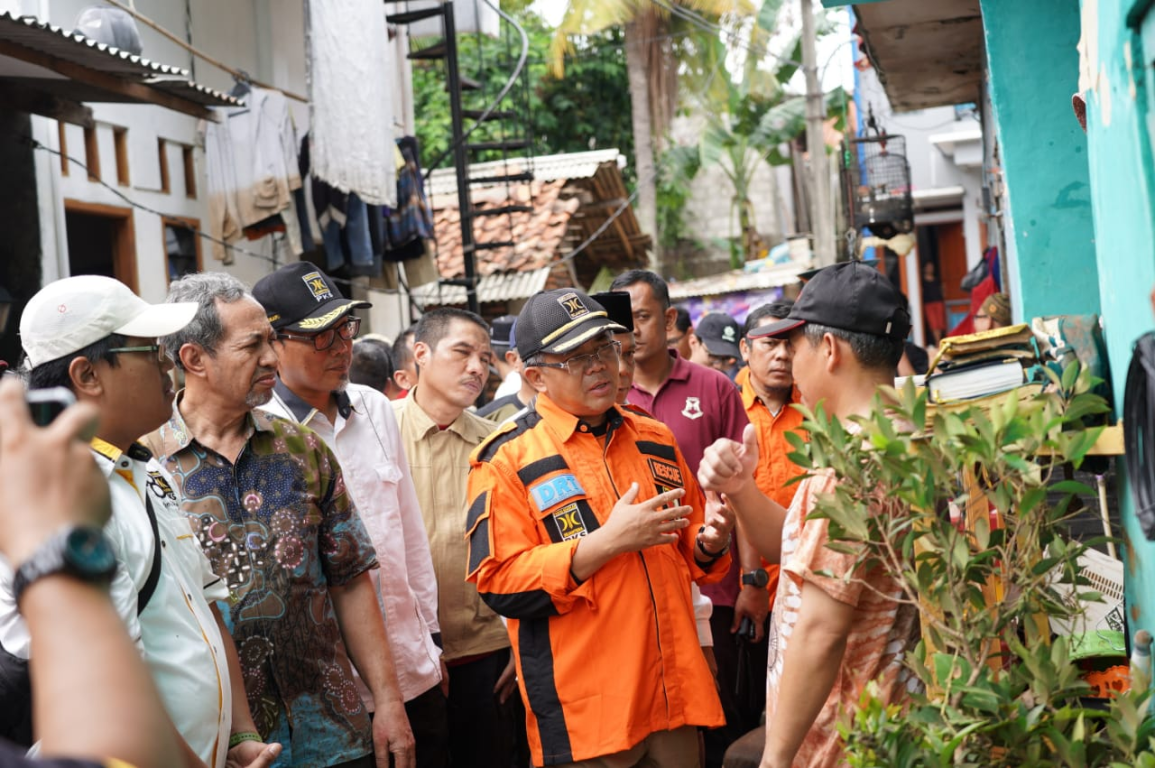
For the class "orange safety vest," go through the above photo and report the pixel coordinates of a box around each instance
[466,393,728,765]
[736,367,808,607]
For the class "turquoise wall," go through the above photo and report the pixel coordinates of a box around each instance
[1081,0,1155,643]
[980,0,1101,322]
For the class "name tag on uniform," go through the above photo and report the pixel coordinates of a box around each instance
[530,473,585,512]
[648,459,684,488]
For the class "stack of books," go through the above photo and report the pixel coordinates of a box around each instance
[924,324,1039,404]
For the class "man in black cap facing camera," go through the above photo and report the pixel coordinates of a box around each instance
[254,263,448,768]
[465,289,736,767]
[699,261,920,768]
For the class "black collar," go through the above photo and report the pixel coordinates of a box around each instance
[274,378,353,423]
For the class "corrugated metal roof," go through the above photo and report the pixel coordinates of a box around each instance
[667,261,810,300]
[429,149,623,197]
[408,266,552,306]
[0,11,241,108]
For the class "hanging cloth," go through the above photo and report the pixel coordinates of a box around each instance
[307,0,397,207]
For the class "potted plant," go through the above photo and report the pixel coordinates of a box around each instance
[784,366,1155,766]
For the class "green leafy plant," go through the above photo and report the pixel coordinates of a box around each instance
[784,366,1155,766]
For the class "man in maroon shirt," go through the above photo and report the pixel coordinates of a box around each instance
[609,270,760,767]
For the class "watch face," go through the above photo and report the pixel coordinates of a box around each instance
[65,526,117,576]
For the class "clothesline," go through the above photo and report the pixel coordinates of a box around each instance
[101,0,310,104]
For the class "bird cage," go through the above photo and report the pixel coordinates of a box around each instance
[843,134,914,234]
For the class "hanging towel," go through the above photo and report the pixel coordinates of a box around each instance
[308,0,397,206]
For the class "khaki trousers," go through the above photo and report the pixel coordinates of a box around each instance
[556,726,700,768]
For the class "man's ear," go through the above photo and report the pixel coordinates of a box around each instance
[68,356,102,399]
[739,337,751,363]
[523,366,548,394]
[822,332,841,373]
[664,306,678,334]
[505,348,519,367]
[177,343,207,378]
[413,340,430,370]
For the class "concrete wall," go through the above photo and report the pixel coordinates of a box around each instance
[20,0,416,339]
[980,0,1100,322]
[1079,0,1155,648]
[670,113,795,273]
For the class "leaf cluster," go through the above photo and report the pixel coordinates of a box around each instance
[790,365,1151,764]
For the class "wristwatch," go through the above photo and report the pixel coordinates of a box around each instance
[741,568,770,588]
[13,526,117,606]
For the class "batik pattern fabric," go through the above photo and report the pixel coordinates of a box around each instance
[150,404,378,768]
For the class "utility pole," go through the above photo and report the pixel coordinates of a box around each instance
[800,0,835,265]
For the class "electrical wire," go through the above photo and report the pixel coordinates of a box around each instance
[648,0,804,69]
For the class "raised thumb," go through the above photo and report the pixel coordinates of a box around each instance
[741,422,759,457]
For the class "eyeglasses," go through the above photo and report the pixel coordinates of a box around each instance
[530,340,621,376]
[667,334,685,346]
[278,317,361,351]
[108,343,169,364]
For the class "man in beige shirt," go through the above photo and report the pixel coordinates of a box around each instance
[392,307,525,767]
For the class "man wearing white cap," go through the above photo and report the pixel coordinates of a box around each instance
[5,275,279,768]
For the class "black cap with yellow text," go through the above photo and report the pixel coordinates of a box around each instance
[516,289,627,360]
[253,262,371,333]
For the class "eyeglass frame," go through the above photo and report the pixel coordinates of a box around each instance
[527,340,622,376]
[108,343,169,364]
[276,316,362,351]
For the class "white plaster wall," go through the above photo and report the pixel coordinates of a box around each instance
[30,0,415,330]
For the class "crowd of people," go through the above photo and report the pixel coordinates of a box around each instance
[0,259,924,768]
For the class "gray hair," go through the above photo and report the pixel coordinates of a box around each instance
[803,323,904,371]
[163,272,251,371]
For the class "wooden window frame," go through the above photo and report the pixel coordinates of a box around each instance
[113,127,130,186]
[63,199,137,293]
[83,125,100,182]
[57,121,68,176]
[182,145,197,199]
[158,138,170,194]
[161,215,204,286]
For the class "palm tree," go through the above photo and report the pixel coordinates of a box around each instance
[550,0,745,270]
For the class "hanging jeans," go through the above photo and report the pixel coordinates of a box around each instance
[322,193,374,272]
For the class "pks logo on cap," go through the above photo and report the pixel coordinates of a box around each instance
[722,326,736,342]
[302,271,333,302]
[558,292,590,320]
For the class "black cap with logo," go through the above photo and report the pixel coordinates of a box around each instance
[253,262,371,334]
[750,260,911,340]
[516,289,627,360]
[590,291,634,332]
[695,312,742,358]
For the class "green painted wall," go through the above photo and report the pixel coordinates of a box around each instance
[980,0,1101,322]
[1081,0,1155,644]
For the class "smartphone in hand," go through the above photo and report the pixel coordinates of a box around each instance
[26,387,77,427]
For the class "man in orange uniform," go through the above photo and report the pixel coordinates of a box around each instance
[735,301,808,607]
[466,289,735,768]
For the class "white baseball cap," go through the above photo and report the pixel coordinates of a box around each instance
[20,275,198,367]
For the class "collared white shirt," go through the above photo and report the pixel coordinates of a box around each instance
[0,440,231,768]
[263,381,442,704]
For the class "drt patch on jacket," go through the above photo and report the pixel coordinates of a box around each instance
[529,473,585,512]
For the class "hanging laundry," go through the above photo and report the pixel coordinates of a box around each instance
[202,87,303,263]
[308,0,397,207]
[300,132,380,277]
[383,136,435,262]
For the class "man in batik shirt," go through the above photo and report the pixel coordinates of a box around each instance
[148,272,415,768]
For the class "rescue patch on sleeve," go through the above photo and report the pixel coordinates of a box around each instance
[529,473,585,513]
[647,458,684,488]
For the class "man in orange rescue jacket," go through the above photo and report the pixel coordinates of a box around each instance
[465,289,736,767]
